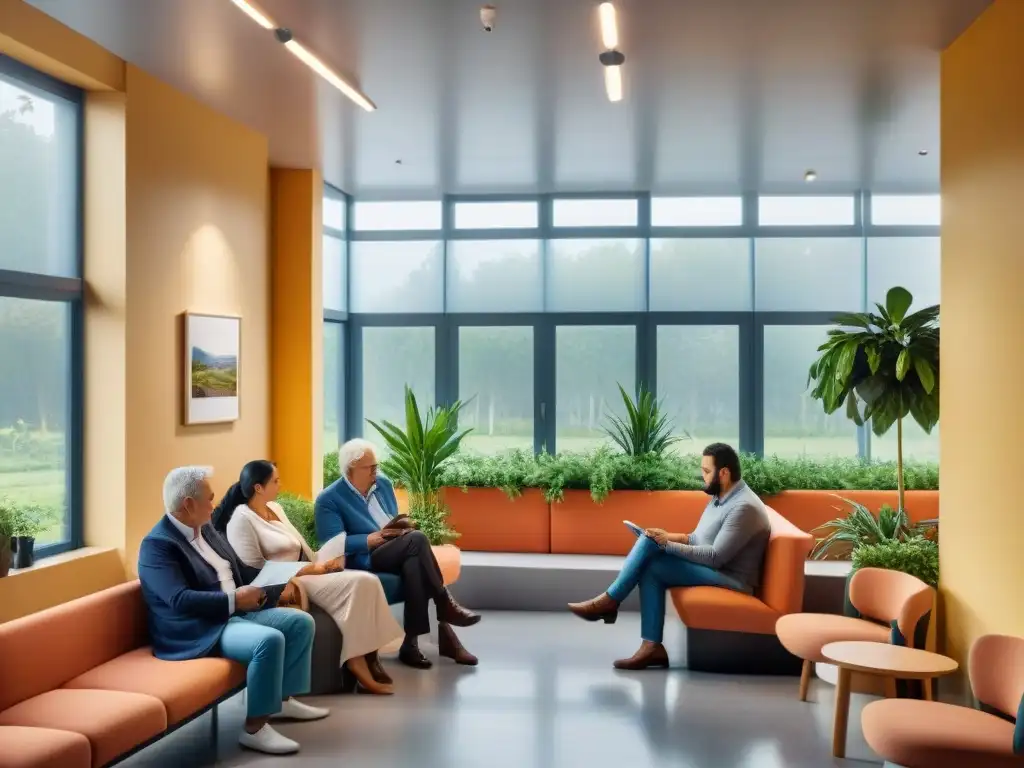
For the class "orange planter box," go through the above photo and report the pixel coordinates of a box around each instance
[550,490,709,555]
[766,489,939,534]
[443,487,551,553]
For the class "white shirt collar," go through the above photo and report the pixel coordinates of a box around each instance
[166,512,199,542]
[344,476,376,501]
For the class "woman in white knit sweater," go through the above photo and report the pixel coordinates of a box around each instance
[214,460,403,695]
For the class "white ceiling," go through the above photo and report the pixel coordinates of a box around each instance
[27,0,991,196]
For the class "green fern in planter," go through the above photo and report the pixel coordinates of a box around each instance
[811,499,914,560]
[852,537,939,588]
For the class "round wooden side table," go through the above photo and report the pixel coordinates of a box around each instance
[821,640,959,759]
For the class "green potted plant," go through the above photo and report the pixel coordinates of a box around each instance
[0,501,58,570]
[811,500,913,560]
[852,536,939,589]
[368,386,472,545]
[0,500,14,578]
[603,382,689,456]
[808,286,939,514]
[277,491,316,551]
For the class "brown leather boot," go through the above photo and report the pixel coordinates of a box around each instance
[436,589,482,628]
[613,642,670,671]
[567,593,620,624]
[438,623,479,666]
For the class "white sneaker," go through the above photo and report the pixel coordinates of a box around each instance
[238,724,300,755]
[271,697,330,722]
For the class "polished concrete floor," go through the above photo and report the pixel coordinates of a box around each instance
[121,611,882,767]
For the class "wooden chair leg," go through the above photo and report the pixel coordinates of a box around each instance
[923,677,934,701]
[799,659,812,701]
[884,676,897,699]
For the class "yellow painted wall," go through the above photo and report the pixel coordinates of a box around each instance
[270,170,324,499]
[122,64,271,573]
[940,0,1024,670]
[0,6,280,618]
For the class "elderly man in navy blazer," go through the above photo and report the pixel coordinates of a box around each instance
[138,466,329,756]
[315,439,481,669]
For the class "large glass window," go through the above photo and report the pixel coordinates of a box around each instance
[754,238,862,312]
[657,326,740,450]
[0,58,81,557]
[0,298,71,546]
[0,66,78,277]
[758,196,855,227]
[649,239,751,311]
[871,195,941,226]
[547,239,644,312]
[556,325,635,452]
[867,237,940,310]
[352,201,442,231]
[458,327,534,454]
[553,198,638,228]
[453,201,538,230]
[651,197,743,227]
[763,325,859,458]
[349,241,444,314]
[323,321,343,451]
[446,240,543,313]
[873,422,939,463]
[322,234,346,312]
[360,327,435,437]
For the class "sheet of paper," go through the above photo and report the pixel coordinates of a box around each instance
[250,560,306,588]
[316,533,347,563]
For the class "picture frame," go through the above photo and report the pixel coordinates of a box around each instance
[183,312,240,425]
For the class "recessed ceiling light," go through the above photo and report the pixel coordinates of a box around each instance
[804,169,818,182]
[918,149,929,156]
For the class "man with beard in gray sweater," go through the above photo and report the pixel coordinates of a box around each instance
[568,443,770,670]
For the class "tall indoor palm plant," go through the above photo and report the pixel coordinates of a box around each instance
[367,386,472,544]
[807,286,939,513]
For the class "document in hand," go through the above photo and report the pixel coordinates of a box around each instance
[250,560,307,588]
[623,520,645,537]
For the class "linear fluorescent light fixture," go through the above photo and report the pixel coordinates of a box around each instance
[598,2,619,49]
[227,0,376,112]
[597,2,625,103]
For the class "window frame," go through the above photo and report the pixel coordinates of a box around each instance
[0,55,85,559]
[335,191,940,461]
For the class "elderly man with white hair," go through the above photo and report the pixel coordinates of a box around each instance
[138,466,329,756]
[315,439,481,669]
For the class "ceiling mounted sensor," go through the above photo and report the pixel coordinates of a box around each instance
[597,2,624,102]
[480,5,497,32]
[227,0,376,112]
[804,169,818,182]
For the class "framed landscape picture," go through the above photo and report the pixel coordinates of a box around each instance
[184,312,240,425]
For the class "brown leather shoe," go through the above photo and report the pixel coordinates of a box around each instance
[613,642,670,671]
[399,642,433,670]
[438,623,478,666]
[367,652,393,685]
[436,589,482,628]
[568,593,620,624]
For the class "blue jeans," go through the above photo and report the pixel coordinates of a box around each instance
[217,607,315,718]
[607,534,745,643]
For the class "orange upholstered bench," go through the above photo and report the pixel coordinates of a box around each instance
[0,581,244,768]
[669,506,815,674]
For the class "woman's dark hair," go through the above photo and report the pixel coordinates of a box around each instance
[213,460,276,532]
[702,442,741,481]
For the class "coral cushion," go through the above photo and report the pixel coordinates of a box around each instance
[0,726,91,768]
[776,613,891,662]
[862,699,1020,767]
[0,689,166,768]
[63,647,245,725]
